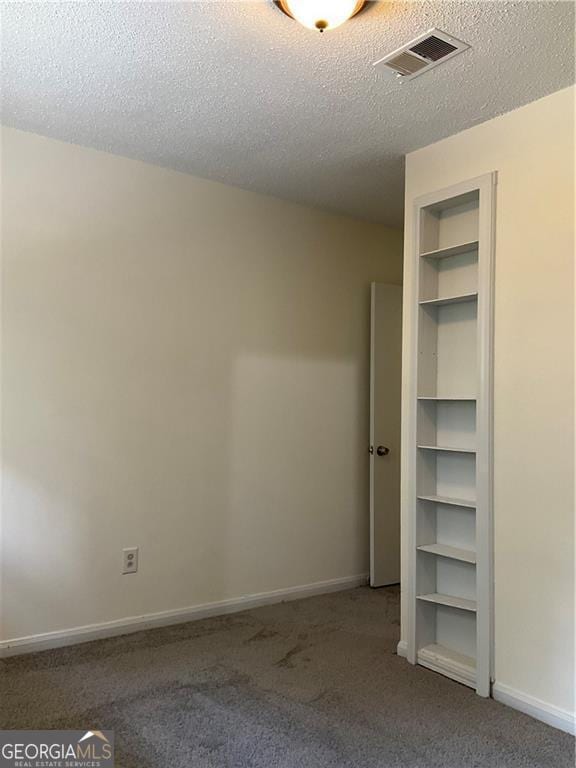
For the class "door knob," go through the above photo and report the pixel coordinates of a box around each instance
[376,445,390,456]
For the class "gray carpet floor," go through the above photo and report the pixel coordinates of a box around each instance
[1,586,573,767]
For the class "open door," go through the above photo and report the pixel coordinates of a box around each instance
[370,282,402,587]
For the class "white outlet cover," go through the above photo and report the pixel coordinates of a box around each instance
[122,547,139,575]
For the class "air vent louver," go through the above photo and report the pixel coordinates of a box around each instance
[374,28,469,82]
[409,35,457,62]
[387,52,428,76]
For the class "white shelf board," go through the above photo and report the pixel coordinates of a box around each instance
[417,444,476,454]
[417,494,476,509]
[420,240,479,260]
[417,396,476,402]
[416,593,477,612]
[417,543,476,564]
[417,644,476,688]
[419,292,478,308]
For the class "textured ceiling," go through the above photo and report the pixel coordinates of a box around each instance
[1,1,574,226]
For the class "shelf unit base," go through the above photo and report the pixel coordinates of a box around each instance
[418,643,476,689]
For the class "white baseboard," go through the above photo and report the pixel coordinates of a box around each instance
[0,573,369,658]
[397,643,573,735]
[492,682,575,735]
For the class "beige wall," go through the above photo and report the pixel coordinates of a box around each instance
[401,87,575,715]
[0,127,402,642]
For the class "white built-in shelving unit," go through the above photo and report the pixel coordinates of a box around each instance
[406,173,495,697]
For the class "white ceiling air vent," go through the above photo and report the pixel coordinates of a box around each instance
[373,28,469,82]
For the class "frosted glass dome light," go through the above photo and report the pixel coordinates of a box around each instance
[275,0,367,32]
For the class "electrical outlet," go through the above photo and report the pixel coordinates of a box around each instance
[122,547,139,575]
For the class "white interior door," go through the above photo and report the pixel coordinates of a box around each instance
[370,282,402,587]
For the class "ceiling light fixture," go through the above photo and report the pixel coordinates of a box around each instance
[274,0,367,32]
